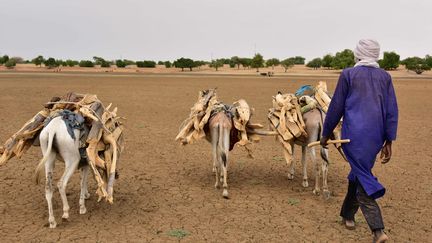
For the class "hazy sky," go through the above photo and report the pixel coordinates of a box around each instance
[0,0,431,62]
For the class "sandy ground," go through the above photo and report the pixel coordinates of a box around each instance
[0,72,431,242]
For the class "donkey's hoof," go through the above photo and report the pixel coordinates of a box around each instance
[323,190,331,200]
[302,180,309,188]
[214,183,220,189]
[84,192,91,200]
[222,189,229,199]
[80,207,87,215]
[313,189,320,195]
[49,221,57,229]
[61,213,69,220]
[287,173,294,180]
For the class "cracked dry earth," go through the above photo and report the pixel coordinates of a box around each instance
[0,73,431,242]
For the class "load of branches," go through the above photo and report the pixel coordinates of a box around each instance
[175,89,263,157]
[268,81,336,156]
[0,92,124,203]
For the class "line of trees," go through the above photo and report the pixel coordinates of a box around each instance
[1,53,432,74]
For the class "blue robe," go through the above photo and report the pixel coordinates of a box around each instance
[322,66,398,199]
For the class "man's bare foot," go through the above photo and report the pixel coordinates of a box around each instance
[373,230,388,243]
[342,218,355,230]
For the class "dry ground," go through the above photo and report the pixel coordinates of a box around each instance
[0,72,431,242]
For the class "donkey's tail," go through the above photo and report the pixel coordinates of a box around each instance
[217,125,229,167]
[34,132,55,184]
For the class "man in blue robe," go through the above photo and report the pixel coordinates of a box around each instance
[321,39,398,243]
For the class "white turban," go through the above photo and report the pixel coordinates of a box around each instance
[354,39,380,68]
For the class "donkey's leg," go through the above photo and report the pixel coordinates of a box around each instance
[79,165,90,214]
[309,147,321,195]
[283,147,295,180]
[301,146,309,188]
[44,152,57,228]
[321,148,331,199]
[221,128,230,199]
[211,126,220,189]
[58,152,80,220]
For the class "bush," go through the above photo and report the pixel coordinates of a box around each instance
[44,57,58,68]
[65,60,79,67]
[266,58,280,69]
[5,59,16,68]
[173,58,196,71]
[306,58,322,69]
[322,54,334,69]
[79,60,94,67]
[157,61,164,65]
[331,49,355,69]
[32,55,44,67]
[115,60,126,68]
[402,57,430,74]
[0,55,9,65]
[136,60,156,68]
[164,61,172,68]
[378,52,400,70]
[281,58,295,72]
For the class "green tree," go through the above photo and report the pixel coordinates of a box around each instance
[322,54,334,69]
[210,59,224,71]
[5,59,16,68]
[331,49,355,69]
[424,55,432,67]
[164,61,172,68]
[157,61,164,65]
[378,52,400,70]
[44,57,58,68]
[115,59,126,68]
[32,55,44,67]
[266,58,280,69]
[93,56,111,67]
[251,53,264,72]
[65,60,78,67]
[281,58,295,72]
[306,58,322,70]
[173,58,195,71]
[292,56,305,65]
[239,58,252,69]
[402,57,430,74]
[136,60,156,68]
[230,56,241,69]
[0,55,9,65]
[79,60,94,67]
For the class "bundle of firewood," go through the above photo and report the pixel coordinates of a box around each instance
[175,89,263,157]
[313,81,332,113]
[268,92,307,155]
[0,92,124,203]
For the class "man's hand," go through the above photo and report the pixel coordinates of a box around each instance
[380,141,392,164]
[320,136,330,149]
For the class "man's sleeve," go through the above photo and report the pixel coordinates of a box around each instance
[322,71,349,138]
[385,78,398,141]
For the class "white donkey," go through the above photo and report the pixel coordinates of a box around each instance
[206,110,232,199]
[288,108,332,198]
[34,116,90,228]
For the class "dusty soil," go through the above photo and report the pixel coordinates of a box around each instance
[0,72,430,242]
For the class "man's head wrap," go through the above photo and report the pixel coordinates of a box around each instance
[354,39,380,68]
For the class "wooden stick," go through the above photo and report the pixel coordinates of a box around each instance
[307,139,350,148]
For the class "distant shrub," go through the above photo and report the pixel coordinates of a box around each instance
[306,58,322,69]
[5,59,16,68]
[79,60,94,67]
[136,60,156,68]
[65,60,79,67]
[44,57,59,68]
[157,61,164,65]
[164,61,172,68]
[115,59,126,68]
[0,55,9,65]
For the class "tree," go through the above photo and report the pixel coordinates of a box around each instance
[79,60,94,67]
[230,56,241,69]
[292,56,305,65]
[239,58,252,69]
[402,57,430,74]
[173,58,196,71]
[378,52,400,70]
[210,59,224,71]
[0,55,9,65]
[194,60,206,69]
[93,56,111,67]
[44,57,58,68]
[65,59,78,67]
[424,55,432,67]
[322,54,334,69]
[251,53,264,72]
[115,59,126,68]
[5,59,16,69]
[10,57,24,64]
[32,55,44,67]
[123,59,135,66]
[266,58,280,69]
[331,49,355,69]
[157,61,164,65]
[281,58,295,72]
[164,61,172,68]
[306,58,322,70]
[136,60,156,68]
